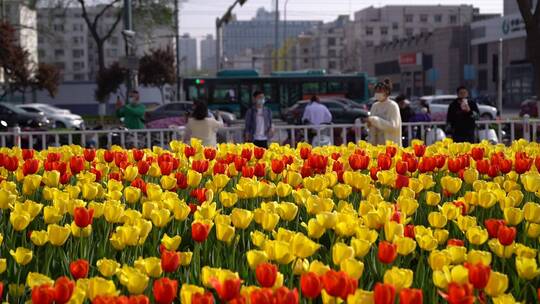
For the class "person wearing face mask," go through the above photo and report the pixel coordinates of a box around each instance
[116,90,146,129]
[447,86,479,143]
[244,91,273,148]
[366,79,402,146]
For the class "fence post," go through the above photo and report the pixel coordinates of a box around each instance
[13,126,21,148]
[523,115,530,142]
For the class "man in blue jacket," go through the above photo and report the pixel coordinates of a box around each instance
[244,91,273,148]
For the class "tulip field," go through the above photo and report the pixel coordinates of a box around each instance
[0,138,540,304]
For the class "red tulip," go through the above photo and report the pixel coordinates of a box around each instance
[497,225,516,246]
[395,160,408,175]
[448,158,461,174]
[485,219,504,238]
[242,166,255,178]
[192,222,210,243]
[274,287,299,304]
[515,157,532,174]
[386,146,397,157]
[74,207,94,228]
[131,178,147,195]
[213,162,227,175]
[83,149,96,162]
[377,153,392,170]
[53,277,75,304]
[0,282,3,302]
[3,155,18,171]
[322,270,356,300]
[91,168,102,181]
[114,151,128,168]
[445,282,475,304]
[23,159,39,175]
[300,165,313,178]
[175,172,188,189]
[153,278,178,304]
[377,241,397,264]
[331,152,341,160]
[190,188,207,204]
[370,166,379,180]
[129,295,150,304]
[413,144,426,157]
[404,224,415,239]
[535,156,540,172]
[60,172,71,185]
[192,160,209,174]
[471,147,484,161]
[69,259,89,280]
[212,278,241,302]
[136,160,149,175]
[395,174,409,189]
[254,162,266,178]
[300,147,311,160]
[161,249,180,273]
[349,154,369,171]
[256,263,278,288]
[103,150,114,163]
[241,148,252,161]
[202,148,216,160]
[332,160,344,172]
[254,147,265,159]
[447,239,465,247]
[184,146,196,158]
[467,263,491,289]
[69,156,85,174]
[32,284,56,304]
[159,161,173,176]
[271,159,285,174]
[300,272,322,299]
[374,283,395,304]
[192,292,215,304]
[250,289,275,304]
[399,288,423,304]
[406,157,418,173]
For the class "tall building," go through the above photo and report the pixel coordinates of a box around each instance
[344,5,479,72]
[179,33,197,74]
[200,34,216,73]
[312,15,349,73]
[222,7,321,60]
[37,5,174,82]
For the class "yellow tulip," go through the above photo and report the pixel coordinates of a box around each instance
[220,191,239,208]
[231,208,253,229]
[47,224,71,246]
[466,226,489,245]
[484,271,508,297]
[134,257,162,278]
[394,236,416,256]
[347,289,374,304]
[160,174,177,191]
[0,188,16,209]
[22,174,42,195]
[292,258,309,276]
[161,234,182,251]
[526,223,540,238]
[30,230,49,246]
[441,176,462,194]
[86,277,118,300]
[515,257,540,280]
[309,260,331,276]
[440,203,460,221]
[103,201,125,223]
[305,218,326,239]
[416,234,438,251]
[180,284,205,304]
[488,239,515,259]
[43,206,63,224]
[42,170,60,187]
[118,266,149,294]
[428,212,447,229]
[187,170,202,187]
[276,182,293,197]
[340,258,364,280]
[179,251,193,266]
[260,212,280,231]
[265,240,294,264]
[455,215,477,232]
[429,250,451,270]
[425,191,441,206]
[26,272,54,288]
[8,284,26,298]
[521,172,540,193]
[81,182,99,200]
[332,242,355,265]
[172,200,191,221]
[492,294,519,304]
[216,223,235,244]
[251,230,267,248]
[247,250,268,269]
[150,209,172,228]
[124,186,141,204]
[334,184,352,200]
[0,258,6,274]
[88,202,104,218]
[9,211,31,231]
[383,267,413,292]
[523,202,540,223]
[467,250,492,266]
[123,165,139,182]
[463,168,479,184]
[396,196,419,216]
[146,183,163,201]
[97,258,121,277]
[9,247,33,265]
[277,202,298,221]
[286,171,303,187]
[384,221,404,242]
[148,163,161,177]
[356,227,379,243]
[450,265,469,284]
[503,207,523,226]
[213,174,230,189]
[316,211,338,229]
[291,232,320,258]
[66,185,81,199]
[446,246,467,264]
[351,238,372,258]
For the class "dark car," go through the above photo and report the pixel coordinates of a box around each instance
[145,102,193,122]
[283,99,370,125]
[0,103,51,129]
[520,96,538,117]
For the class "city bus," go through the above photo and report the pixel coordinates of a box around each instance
[183,69,372,118]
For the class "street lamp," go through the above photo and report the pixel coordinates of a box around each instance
[216,0,248,71]
[283,0,290,70]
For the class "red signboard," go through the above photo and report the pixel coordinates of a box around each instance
[399,53,417,65]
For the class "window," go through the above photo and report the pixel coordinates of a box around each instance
[72,36,83,45]
[365,41,373,47]
[328,49,337,57]
[450,15,457,24]
[375,60,400,75]
[72,49,84,58]
[38,36,44,43]
[323,102,343,111]
[72,24,84,31]
[213,85,238,103]
[54,49,64,58]
[53,24,64,32]
[432,98,453,105]
[405,14,413,22]
[328,61,337,69]
[365,27,373,36]
[420,14,428,23]
[38,49,46,57]
[381,27,388,35]
[106,49,118,58]
[303,48,309,54]
[54,62,65,69]
[392,22,398,30]
[405,28,414,36]
[478,43,488,64]
[303,58,309,63]
[73,61,85,71]
[420,28,429,34]
[74,74,85,81]
[302,82,319,94]
[328,37,336,46]
[434,14,442,23]
[110,37,119,46]
[478,69,488,90]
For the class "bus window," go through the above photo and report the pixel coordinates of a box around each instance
[240,85,251,104]
[188,85,207,101]
[213,85,238,103]
[328,81,345,94]
[302,82,319,95]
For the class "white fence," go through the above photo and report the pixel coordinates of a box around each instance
[1,118,539,149]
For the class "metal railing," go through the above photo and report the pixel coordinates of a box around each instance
[1,118,539,149]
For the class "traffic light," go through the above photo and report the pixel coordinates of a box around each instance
[239,0,247,6]
[195,79,205,85]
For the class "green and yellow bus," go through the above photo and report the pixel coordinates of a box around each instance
[183,69,372,118]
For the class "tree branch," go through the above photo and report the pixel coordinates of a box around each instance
[102,10,123,42]
[93,0,121,27]
[534,0,540,20]
[517,0,534,26]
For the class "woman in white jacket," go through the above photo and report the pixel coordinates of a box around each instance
[366,79,402,146]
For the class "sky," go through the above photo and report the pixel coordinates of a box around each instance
[179,0,503,39]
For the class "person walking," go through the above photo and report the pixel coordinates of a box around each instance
[185,101,224,147]
[396,95,413,123]
[244,91,273,148]
[302,95,332,125]
[366,79,402,146]
[447,86,479,143]
[116,90,146,129]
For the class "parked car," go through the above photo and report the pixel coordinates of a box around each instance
[519,96,538,117]
[419,95,498,121]
[0,103,52,129]
[145,102,236,125]
[283,99,370,125]
[17,103,85,129]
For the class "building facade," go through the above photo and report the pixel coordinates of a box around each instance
[222,7,321,60]
[200,34,216,73]
[361,26,470,97]
[344,5,478,72]
[504,0,538,15]
[37,5,174,82]
[179,33,197,74]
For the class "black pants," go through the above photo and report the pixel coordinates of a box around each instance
[253,140,268,148]
[453,132,476,143]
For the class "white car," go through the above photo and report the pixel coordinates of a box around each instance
[17,103,85,129]
[419,95,498,121]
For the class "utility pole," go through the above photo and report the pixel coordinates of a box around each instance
[216,0,248,72]
[122,0,134,104]
[498,38,503,117]
[174,0,182,101]
[274,0,279,71]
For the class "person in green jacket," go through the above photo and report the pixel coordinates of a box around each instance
[116,90,146,129]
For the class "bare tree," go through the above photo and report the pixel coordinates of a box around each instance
[139,47,175,102]
[516,0,540,99]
